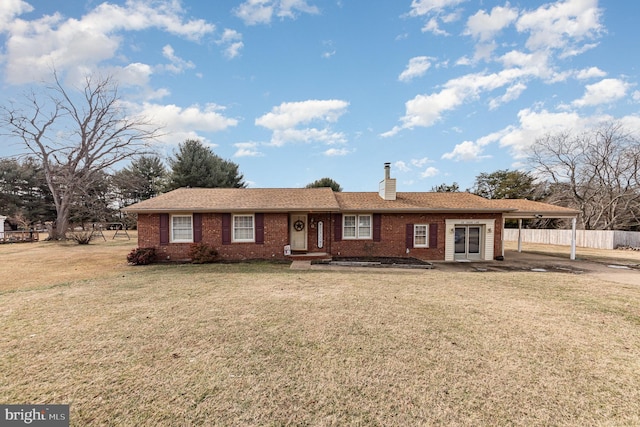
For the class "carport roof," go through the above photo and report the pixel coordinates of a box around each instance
[488,199,579,218]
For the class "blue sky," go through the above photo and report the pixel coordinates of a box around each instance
[1,0,639,191]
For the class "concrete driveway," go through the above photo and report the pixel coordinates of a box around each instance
[293,250,640,286]
[433,250,640,286]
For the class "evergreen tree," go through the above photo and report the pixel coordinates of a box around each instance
[168,139,245,189]
[113,155,168,205]
[472,170,536,199]
[0,157,55,226]
[305,177,343,192]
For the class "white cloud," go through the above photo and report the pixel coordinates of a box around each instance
[383,68,529,136]
[136,102,238,145]
[255,99,349,146]
[234,0,319,26]
[2,0,215,85]
[633,91,640,103]
[394,161,411,172]
[441,141,489,161]
[489,82,527,110]
[498,108,597,158]
[516,0,603,57]
[572,78,630,107]
[422,17,449,36]
[256,99,348,130]
[411,157,432,167]
[324,148,350,156]
[409,0,467,17]
[216,29,244,59]
[421,166,439,178]
[399,56,433,82]
[0,0,32,31]
[234,142,264,157]
[161,45,195,74]
[409,0,466,35]
[576,66,606,80]
[442,128,508,162]
[464,4,518,42]
[269,128,346,147]
[113,62,154,87]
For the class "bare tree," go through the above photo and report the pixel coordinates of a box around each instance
[529,122,640,230]
[1,73,162,239]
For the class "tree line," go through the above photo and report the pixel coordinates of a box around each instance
[1,73,639,237]
[0,139,245,233]
[430,122,640,231]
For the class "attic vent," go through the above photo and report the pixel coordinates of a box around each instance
[379,162,397,201]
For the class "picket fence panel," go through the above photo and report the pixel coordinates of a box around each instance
[503,229,640,249]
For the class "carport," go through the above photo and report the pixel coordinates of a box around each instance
[490,200,580,260]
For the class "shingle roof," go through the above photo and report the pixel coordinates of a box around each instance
[334,192,508,212]
[122,187,341,213]
[122,187,578,218]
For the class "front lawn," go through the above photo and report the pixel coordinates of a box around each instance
[1,252,639,425]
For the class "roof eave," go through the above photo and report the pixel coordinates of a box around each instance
[503,211,579,219]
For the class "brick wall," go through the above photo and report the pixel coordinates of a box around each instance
[137,211,504,262]
[328,212,503,261]
[137,212,291,261]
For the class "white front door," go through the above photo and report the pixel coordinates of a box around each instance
[290,214,307,251]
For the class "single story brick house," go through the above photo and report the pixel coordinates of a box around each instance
[123,164,579,262]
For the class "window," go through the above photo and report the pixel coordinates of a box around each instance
[233,214,254,242]
[414,224,429,248]
[343,214,372,239]
[171,215,193,242]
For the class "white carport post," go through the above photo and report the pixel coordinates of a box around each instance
[570,217,577,260]
[517,218,523,253]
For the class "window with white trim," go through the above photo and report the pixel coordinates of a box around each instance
[414,224,429,248]
[171,215,193,242]
[233,214,255,242]
[343,214,372,239]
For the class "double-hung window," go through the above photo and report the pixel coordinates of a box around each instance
[414,224,429,248]
[233,214,255,242]
[171,215,193,242]
[343,214,372,239]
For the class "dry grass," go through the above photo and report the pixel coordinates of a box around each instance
[1,239,640,426]
[0,231,135,292]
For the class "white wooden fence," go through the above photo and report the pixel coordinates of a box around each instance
[503,229,640,249]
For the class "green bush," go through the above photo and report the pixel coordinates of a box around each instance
[127,247,157,265]
[188,242,218,264]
